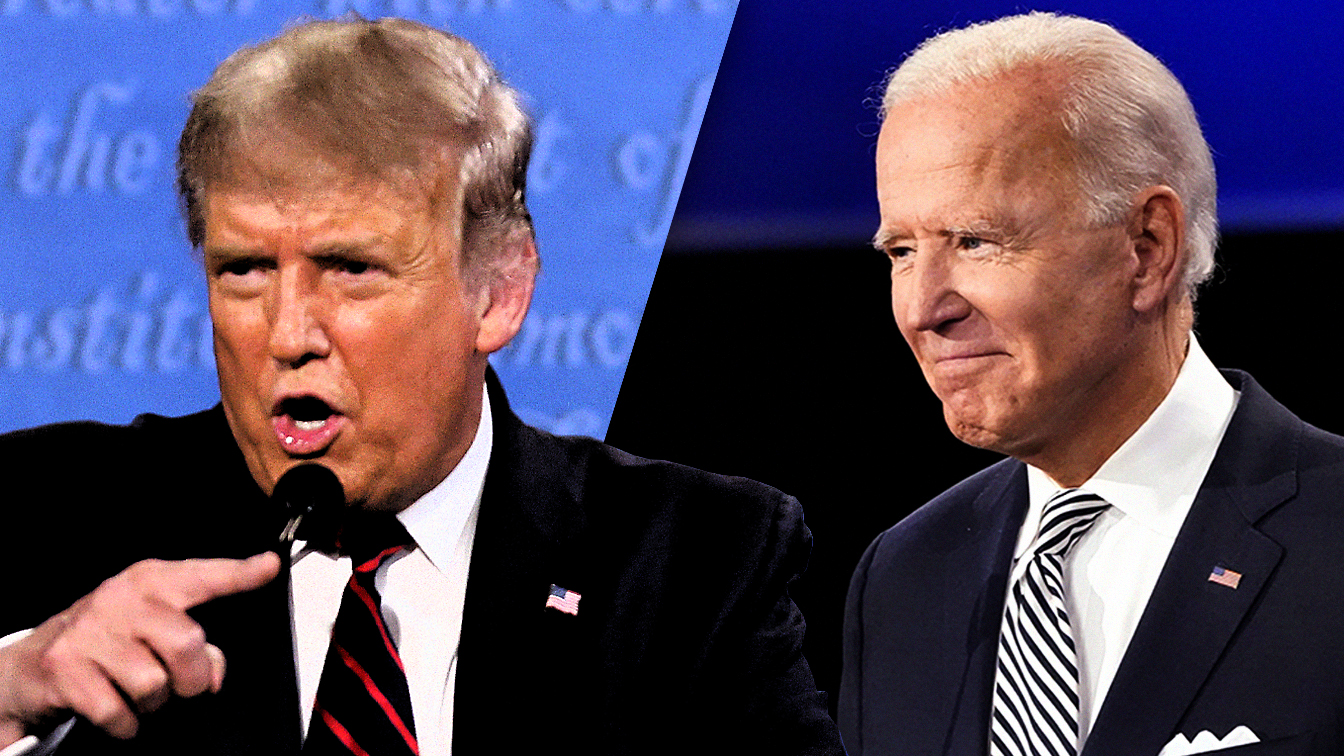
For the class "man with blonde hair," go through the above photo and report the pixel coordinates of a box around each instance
[842,12,1344,756]
[0,18,844,756]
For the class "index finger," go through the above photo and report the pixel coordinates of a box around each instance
[153,553,281,609]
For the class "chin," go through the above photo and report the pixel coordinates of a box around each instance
[948,423,1002,452]
[942,406,1013,455]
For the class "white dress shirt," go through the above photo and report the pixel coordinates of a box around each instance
[1006,336,1238,747]
[292,388,489,756]
[1,388,490,756]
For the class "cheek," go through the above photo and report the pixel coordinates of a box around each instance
[210,307,255,386]
[208,300,276,439]
[888,282,919,344]
[349,302,472,401]
[209,292,266,349]
[211,326,247,376]
[974,277,1065,348]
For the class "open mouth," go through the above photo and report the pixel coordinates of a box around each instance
[272,396,345,456]
[284,396,334,427]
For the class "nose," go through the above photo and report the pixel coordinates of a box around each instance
[893,246,973,336]
[267,263,330,368]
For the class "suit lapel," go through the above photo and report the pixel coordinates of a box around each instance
[941,462,1031,756]
[1083,372,1297,756]
[452,372,591,751]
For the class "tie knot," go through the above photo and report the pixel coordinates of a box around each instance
[1032,489,1109,559]
[336,512,414,569]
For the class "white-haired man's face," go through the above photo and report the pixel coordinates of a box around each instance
[874,73,1159,474]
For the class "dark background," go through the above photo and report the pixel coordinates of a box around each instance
[608,232,1344,719]
[607,0,1344,720]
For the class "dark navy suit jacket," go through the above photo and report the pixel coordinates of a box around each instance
[841,371,1344,755]
[3,374,844,755]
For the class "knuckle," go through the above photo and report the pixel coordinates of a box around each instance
[39,639,80,678]
[128,665,170,698]
[82,697,127,730]
[88,578,126,609]
[122,559,167,586]
[164,623,207,658]
[90,573,142,611]
[181,622,207,649]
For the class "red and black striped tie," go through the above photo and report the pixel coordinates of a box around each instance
[304,515,419,756]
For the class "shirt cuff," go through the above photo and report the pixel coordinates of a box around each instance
[0,631,75,756]
[0,719,74,756]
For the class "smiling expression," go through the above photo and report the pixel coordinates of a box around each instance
[875,72,1148,464]
[204,179,491,511]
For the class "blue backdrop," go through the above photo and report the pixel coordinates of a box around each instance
[672,0,1344,250]
[0,0,737,436]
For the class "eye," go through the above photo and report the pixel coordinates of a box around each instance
[880,244,916,266]
[317,252,390,298]
[882,246,917,276]
[336,259,370,276]
[214,258,263,277]
[955,235,1005,258]
[316,254,378,278]
[208,255,272,293]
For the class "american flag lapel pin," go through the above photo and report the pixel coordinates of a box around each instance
[1208,565,1243,589]
[546,584,581,615]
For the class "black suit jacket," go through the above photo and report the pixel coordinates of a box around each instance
[3,375,844,755]
[840,371,1344,755]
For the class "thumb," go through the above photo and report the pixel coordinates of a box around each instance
[206,643,226,693]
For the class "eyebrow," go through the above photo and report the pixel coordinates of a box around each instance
[311,241,379,260]
[871,227,903,251]
[947,220,1017,239]
[871,216,1027,251]
[202,244,266,262]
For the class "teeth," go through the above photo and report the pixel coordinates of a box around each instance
[294,419,326,432]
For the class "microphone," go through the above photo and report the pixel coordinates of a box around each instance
[273,463,345,552]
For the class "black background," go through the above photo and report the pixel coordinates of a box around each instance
[608,232,1344,717]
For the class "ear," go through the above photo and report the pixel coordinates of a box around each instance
[1128,186,1186,313]
[474,233,538,354]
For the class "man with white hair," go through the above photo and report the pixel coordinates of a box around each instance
[841,12,1344,756]
[0,18,845,756]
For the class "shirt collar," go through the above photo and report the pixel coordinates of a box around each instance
[396,382,493,573]
[1019,335,1238,557]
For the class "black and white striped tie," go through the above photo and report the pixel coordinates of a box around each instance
[991,489,1109,756]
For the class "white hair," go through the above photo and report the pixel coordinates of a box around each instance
[883,12,1217,296]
